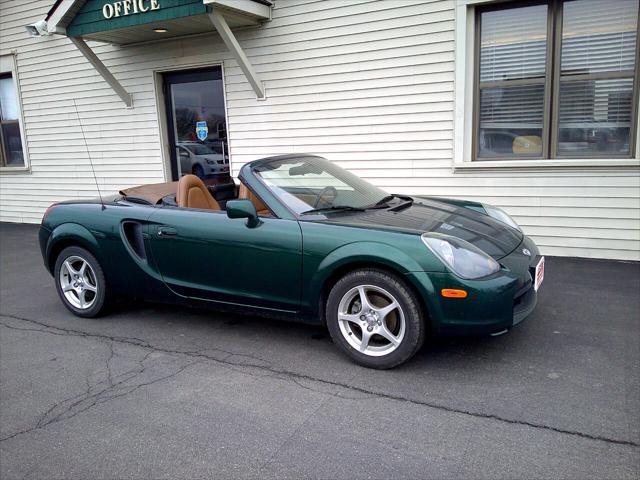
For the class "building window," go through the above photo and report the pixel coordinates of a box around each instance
[0,56,27,169]
[474,0,639,161]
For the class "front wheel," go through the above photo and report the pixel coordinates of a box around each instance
[326,269,426,369]
[54,246,109,318]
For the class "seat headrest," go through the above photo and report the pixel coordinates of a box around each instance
[177,175,220,210]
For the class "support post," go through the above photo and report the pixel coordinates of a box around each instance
[208,10,265,99]
[69,37,133,108]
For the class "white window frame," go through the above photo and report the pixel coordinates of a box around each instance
[453,0,640,171]
[0,53,29,173]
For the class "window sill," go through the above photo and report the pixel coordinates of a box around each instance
[0,166,30,174]
[453,158,640,172]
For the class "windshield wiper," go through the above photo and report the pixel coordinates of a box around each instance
[388,197,414,211]
[301,194,414,215]
[371,194,398,207]
[363,194,413,210]
[301,205,366,215]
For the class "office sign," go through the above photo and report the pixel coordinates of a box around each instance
[67,0,207,38]
[102,0,161,19]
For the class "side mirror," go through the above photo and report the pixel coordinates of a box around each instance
[226,199,260,228]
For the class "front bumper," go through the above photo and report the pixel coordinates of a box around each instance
[513,274,538,326]
[405,235,541,336]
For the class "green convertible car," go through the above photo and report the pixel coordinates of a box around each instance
[39,154,544,369]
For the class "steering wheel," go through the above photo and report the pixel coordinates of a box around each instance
[313,186,338,208]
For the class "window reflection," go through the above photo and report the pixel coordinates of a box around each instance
[0,73,25,167]
[166,73,229,180]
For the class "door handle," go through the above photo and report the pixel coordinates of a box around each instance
[157,226,177,237]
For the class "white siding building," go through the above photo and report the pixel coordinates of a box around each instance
[0,0,639,260]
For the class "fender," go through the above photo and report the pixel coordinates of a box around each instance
[45,222,103,274]
[305,241,433,314]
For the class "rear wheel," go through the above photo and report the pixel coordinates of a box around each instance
[326,268,425,369]
[54,246,109,318]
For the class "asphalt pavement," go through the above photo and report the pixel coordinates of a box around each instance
[1,222,638,479]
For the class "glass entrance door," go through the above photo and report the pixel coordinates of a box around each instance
[163,67,229,181]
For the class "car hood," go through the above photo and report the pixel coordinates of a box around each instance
[317,196,523,259]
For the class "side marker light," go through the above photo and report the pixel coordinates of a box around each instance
[441,289,468,298]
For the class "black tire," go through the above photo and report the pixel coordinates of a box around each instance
[54,246,110,318]
[192,164,205,179]
[326,268,426,369]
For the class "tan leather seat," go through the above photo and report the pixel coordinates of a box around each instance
[176,174,220,210]
[239,182,271,216]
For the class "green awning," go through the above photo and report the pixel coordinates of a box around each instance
[49,0,271,45]
[32,0,271,105]
[68,0,209,38]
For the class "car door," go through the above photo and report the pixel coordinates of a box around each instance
[146,206,303,312]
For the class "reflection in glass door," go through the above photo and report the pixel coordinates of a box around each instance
[163,68,229,181]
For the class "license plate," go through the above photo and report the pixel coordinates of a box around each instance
[534,256,545,292]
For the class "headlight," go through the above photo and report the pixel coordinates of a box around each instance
[482,204,521,231]
[205,158,216,165]
[421,233,501,280]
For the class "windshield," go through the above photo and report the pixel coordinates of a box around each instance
[252,156,389,215]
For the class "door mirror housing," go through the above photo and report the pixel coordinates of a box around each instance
[226,199,260,227]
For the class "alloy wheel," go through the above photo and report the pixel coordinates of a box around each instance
[337,284,406,356]
[58,255,98,310]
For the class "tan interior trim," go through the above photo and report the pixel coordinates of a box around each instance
[176,174,221,210]
[239,182,272,216]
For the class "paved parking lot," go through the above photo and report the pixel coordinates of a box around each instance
[1,222,638,479]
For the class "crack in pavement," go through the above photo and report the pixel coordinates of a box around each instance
[0,320,200,442]
[1,313,638,448]
[259,394,333,472]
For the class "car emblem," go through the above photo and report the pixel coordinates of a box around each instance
[522,248,531,257]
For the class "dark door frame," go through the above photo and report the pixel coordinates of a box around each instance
[161,67,225,181]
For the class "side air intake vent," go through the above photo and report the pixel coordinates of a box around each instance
[121,221,147,262]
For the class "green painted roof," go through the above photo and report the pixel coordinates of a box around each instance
[67,0,208,37]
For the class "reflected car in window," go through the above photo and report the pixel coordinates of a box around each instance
[177,141,229,178]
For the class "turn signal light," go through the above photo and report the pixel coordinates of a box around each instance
[441,289,468,298]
